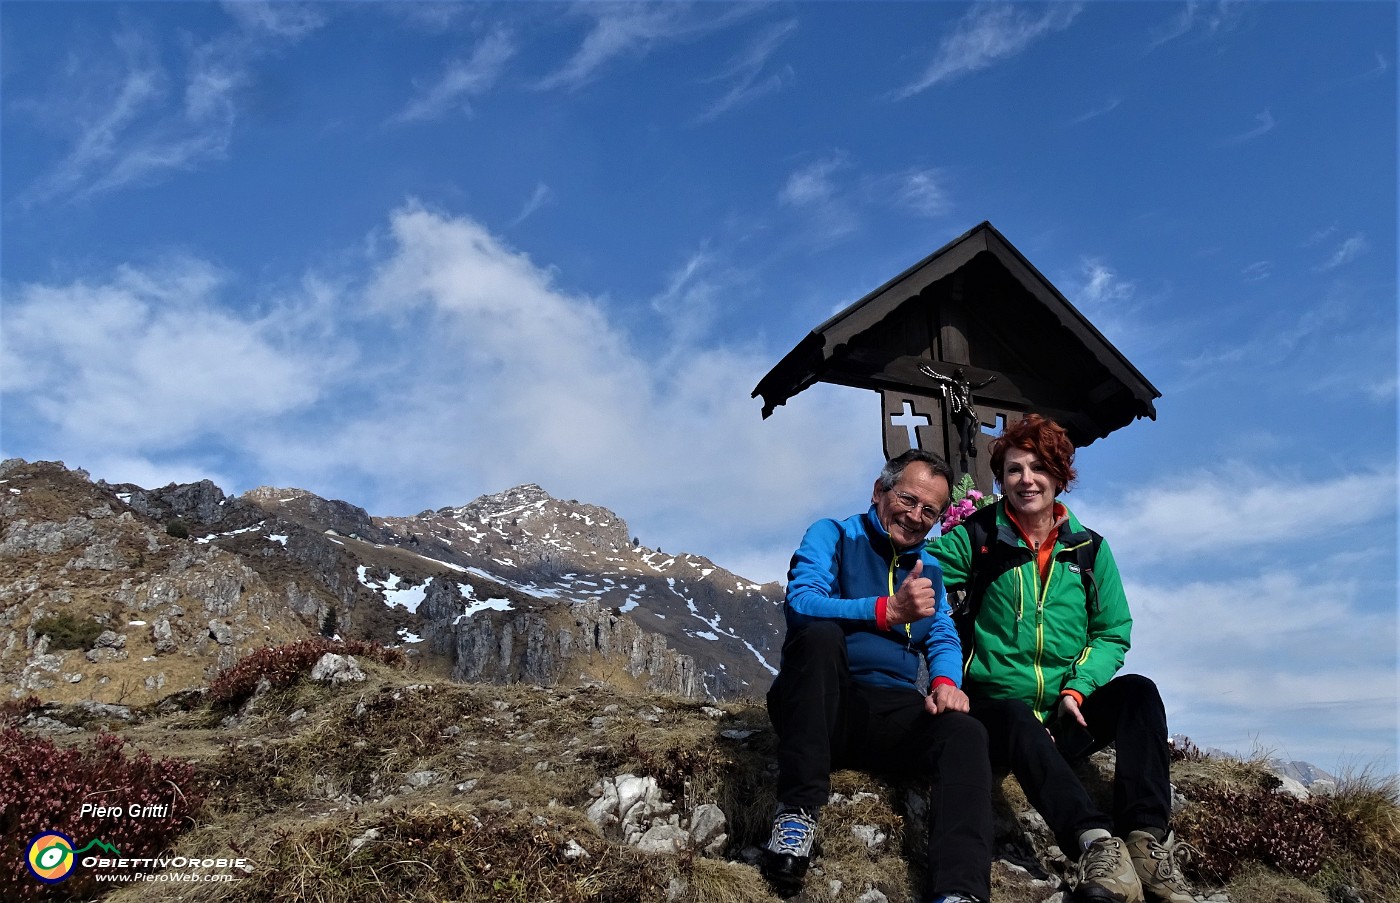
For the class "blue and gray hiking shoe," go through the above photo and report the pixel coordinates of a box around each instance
[928,894,987,903]
[761,806,818,896]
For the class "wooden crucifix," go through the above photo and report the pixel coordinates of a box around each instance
[753,221,1160,497]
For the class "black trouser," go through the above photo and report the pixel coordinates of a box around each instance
[970,674,1172,856]
[767,621,993,901]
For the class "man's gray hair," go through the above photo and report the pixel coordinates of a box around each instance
[876,448,955,494]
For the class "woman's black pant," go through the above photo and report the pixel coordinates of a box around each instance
[969,674,1172,856]
[767,620,993,900]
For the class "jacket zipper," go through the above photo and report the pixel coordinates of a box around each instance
[886,540,913,646]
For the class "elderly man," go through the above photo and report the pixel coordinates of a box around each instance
[762,449,993,903]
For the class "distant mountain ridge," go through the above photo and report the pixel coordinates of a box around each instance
[0,458,784,709]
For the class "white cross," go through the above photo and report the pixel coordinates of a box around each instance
[890,401,931,449]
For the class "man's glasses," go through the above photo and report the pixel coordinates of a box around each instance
[887,489,942,522]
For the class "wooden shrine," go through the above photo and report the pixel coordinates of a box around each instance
[752,222,1161,492]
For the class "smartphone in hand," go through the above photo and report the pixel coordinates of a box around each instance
[1049,714,1097,762]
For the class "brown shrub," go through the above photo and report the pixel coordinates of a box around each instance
[0,728,205,900]
[208,637,406,708]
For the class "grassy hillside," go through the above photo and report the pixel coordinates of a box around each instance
[4,643,1397,903]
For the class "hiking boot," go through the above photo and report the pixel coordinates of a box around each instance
[1126,830,1195,903]
[1073,836,1144,903]
[928,894,986,903]
[761,807,818,897]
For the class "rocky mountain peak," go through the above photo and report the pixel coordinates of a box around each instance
[244,486,314,503]
[3,460,785,707]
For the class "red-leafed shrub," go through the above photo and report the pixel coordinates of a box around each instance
[0,695,44,722]
[1176,778,1344,881]
[208,637,406,708]
[0,727,205,900]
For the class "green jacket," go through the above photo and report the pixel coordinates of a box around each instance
[929,500,1132,722]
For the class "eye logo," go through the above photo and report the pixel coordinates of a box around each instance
[26,832,76,883]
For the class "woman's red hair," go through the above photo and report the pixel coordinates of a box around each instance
[989,414,1077,493]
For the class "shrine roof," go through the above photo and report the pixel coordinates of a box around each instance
[752,221,1161,447]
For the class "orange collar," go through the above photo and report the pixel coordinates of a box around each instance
[1005,501,1067,584]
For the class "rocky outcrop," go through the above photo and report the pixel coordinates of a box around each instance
[244,486,387,542]
[448,600,698,698]
[121,479,233,527]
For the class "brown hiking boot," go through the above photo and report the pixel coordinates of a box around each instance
[1073,836,1144,903]
[1126,830,1195,903]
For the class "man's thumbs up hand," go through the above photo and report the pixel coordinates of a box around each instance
[888,559,936,625]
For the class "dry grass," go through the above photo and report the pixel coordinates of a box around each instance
[8,658,1397,903]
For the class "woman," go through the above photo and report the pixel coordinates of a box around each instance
[930,414,1192,903]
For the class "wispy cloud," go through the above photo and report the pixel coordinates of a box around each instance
[1240,261,1272,283]
[391,29,516,124]
[0,257,334,448]
[1074,465,1396,564]
[777,157,955,245]
[1075,258,1136,307]
[1068,96,1122,126]
[894,2,1082,98]
[777,153,859,244]
[16,10,322,205]
[1148,0,1249,49]
[694,20,797,124]
[219,1,326,39]
[1222,107,1275,145]
[885,168,950,218]
[537,3,751,92]
[381,2,474,33]
[510,182,553,227]
[1,204,871,584]
[1363,51,1391,78]
[779,154,847,208]
[1124,567,1396,769]
[1316,233,1369,271]
[1303,223,1339,247]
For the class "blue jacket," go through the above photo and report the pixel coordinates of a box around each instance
[784,505,963,692]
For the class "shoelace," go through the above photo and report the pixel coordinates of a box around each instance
[769,811,817,856]
[1155,838,1199,885]
[1080,839,1122,879]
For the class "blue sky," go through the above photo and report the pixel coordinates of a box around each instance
[1,1,1395,776]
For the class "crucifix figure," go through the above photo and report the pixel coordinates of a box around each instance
[920,364,998,470]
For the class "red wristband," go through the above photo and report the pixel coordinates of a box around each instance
[876,596,890,631]
[931,676,957,690]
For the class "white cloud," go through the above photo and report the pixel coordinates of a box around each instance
[0,201,907,583]
[0,258,332,449]
[1316,233,1370,271]
[392,29,516,123]
[1303,223,1339,247]
[1072,465,1396,564]
[779,155,846,207]
[1075,258,1135,307]
[1068,96,1122,125]
[261,204,871,580]
[1148,0,1250,49]
[1124,569,1396,770]
[510,182,554,227]
[887,168,950,218]
[1222,107,1275,146]
[895,3,1082,98]
[777,154,860,245]
[694,20,797,124]
[537,4,752,92]
[17,12,321,204]
[1240,261,1271,282]
[219,1,326,39]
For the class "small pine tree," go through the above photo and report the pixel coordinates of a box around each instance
[320,605,337,638]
